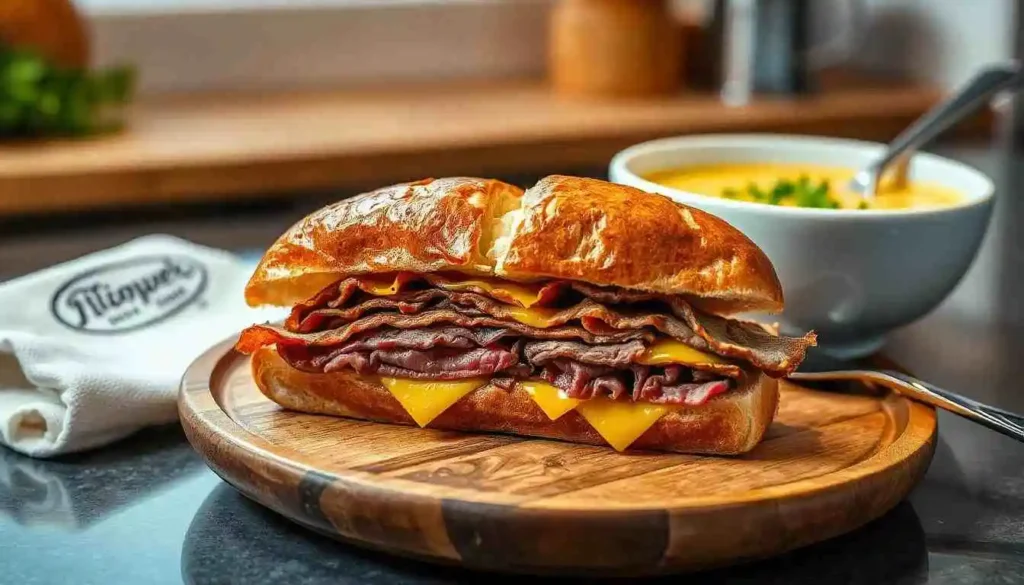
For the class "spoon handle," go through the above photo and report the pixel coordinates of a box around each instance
[792,369,1024,443]
[854,62,1021,196]
[881,369,1024,442]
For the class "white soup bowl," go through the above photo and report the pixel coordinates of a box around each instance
[609,134,995,357]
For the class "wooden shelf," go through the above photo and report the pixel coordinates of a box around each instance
[0,77,963,216]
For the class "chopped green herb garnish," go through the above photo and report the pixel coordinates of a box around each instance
[797,174,811,192]
[0,45,136,138]
[796,179,832,208]
[746,182,765,200]
[768,180,794,205]
[721,177,843,209]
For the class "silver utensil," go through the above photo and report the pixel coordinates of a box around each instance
[789,350,1024,443]
[849,62,1021,198]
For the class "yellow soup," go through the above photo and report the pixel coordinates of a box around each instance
[646,163,964,210]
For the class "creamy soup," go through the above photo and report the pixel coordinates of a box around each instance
[646,163,964,210]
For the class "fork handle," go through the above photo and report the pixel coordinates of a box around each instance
[878,370,1024,443]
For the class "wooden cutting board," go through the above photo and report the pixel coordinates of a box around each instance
[179,338,937,576]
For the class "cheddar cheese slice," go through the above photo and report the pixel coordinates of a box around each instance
[574,398,671,451]
[499,305,560,328]
[378,376,487,427]
[358,273,415,296]
[636,339,726,366]
[520,380,581,420]
[356,273,548,308]
[376,376,674,451]
[438,278,546,308]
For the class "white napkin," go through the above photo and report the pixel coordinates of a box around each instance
[0,235,284,458]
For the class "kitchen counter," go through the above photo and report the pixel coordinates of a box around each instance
[0,75,974,218]
[3,146,1024,584]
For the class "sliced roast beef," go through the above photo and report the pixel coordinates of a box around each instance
[521,339,743,378]
[323,346,522,380]
[524,339,646,368]
[541,359,630,400]
[335,326,509,352]
[271,325,737,406]
[278,326,531,380]
[558,281,816,375]
[299,275,815,373]
[278,279,813,376]
[236,309,652,356]
[631,365,728,404]
[236,274,813,408]
[537,360,731,405]
[675,380,730,405]
[286,272,561,328]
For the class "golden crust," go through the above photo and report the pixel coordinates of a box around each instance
[245,175,784,314]
[496,176,783,312]
[245,177,524,306]
[252,346,779,455]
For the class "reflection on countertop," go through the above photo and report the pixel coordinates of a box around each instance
[0,426,204,530]
[0,427,218,585]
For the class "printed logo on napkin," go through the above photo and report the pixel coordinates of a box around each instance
[50,255,208,334]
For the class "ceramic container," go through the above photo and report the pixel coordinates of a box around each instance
[609,134,995,357]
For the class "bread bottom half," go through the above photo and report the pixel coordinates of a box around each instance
[251,346,779,455]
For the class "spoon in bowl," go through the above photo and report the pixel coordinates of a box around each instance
[849,62,1021,199]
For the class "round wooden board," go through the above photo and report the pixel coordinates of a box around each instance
[179,338,937,576]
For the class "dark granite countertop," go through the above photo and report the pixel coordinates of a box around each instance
[3,146,1024,584]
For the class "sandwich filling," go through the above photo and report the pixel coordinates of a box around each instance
[238,272,816,409]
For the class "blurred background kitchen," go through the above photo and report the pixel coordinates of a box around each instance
[0,0,1016,278]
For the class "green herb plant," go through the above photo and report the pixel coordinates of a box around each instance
[722,175,848,209]
[0,45,135,138]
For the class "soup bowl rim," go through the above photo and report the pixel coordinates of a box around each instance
[608,133,995,220]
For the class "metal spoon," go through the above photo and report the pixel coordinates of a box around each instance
[789,351,1024,443]
[849,62,1021,199]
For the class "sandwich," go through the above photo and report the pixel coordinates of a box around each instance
[236,175,816,454]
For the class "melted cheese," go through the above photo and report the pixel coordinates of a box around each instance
[521,380,580,420]
[376,376,672,451]
[364,281,399,296]
[501,305,560,328]
[439,278,545,308]
[359,273,411,296]
[636,339,725,366]
[574,398,671,452]
[357,273,546,308]
[378,376,487,427]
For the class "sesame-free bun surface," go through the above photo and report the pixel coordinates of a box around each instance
[245,177,524,307]
[251,345,779,455]
[246,175,784,314]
